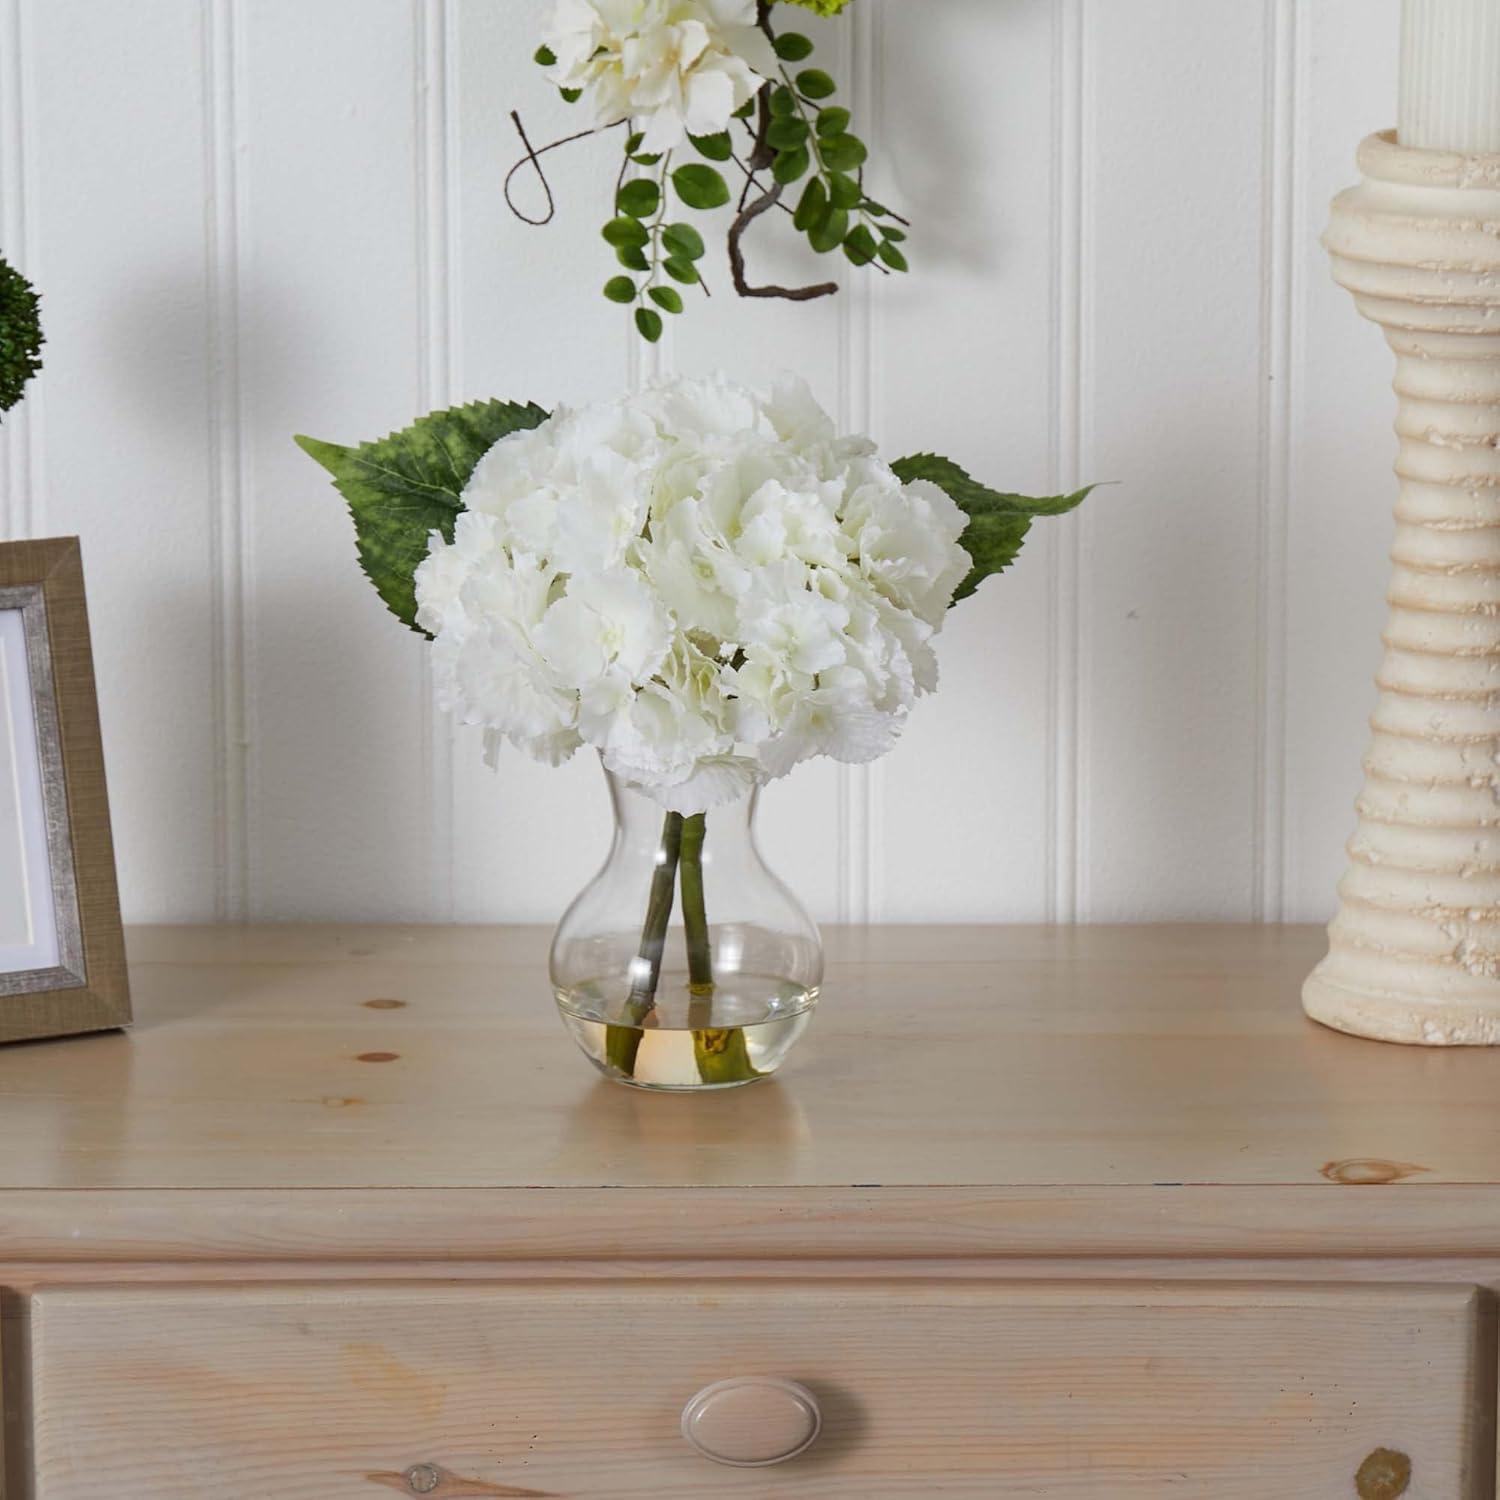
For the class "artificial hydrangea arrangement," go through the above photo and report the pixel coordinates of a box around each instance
[297,374,1089,817]
[0,258,44,419]
[510,0,905,340]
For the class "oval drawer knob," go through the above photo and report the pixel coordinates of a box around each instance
[681,1377,822,1468]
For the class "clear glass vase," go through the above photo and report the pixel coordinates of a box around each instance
[550,765,823,1091]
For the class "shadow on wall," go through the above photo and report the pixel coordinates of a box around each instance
[882,0,1010,276]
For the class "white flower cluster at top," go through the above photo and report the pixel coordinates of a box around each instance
[414,374,971,814]
[540,0,778,153]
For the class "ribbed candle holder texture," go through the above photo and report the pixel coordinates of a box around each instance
[1305,132,1500,1045]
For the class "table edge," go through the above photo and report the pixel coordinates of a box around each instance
[1,1183,1497,1262]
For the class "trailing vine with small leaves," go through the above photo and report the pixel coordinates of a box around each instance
[510,0,906,342]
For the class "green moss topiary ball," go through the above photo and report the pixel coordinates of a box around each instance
[0,257,44,418]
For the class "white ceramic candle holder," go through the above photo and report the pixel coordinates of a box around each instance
[1305,131,1500,1045]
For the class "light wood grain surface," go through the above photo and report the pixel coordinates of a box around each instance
[2,923,1498,1192]
[26,1280,1496,1499]
[4,926,1500,1499]
[2,924,1500,1263]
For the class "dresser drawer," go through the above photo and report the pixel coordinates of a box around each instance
[24,1280,1494,1497]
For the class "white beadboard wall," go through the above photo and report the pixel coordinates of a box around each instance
[0,0,1402,925]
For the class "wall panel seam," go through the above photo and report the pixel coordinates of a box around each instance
[0,0,18,541]
[1073,4,1094,924]
[204,0,250,922]
[1282,0,1312,916]
[443,0,462,920]
[1253,0,1298,925]
[862,0,884,924]
[1,0,37,540]
[836,1,880,926]
[1048,0,1084,924]
[416,0,457,920]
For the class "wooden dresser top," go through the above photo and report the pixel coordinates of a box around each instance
[1,923,1498,1260]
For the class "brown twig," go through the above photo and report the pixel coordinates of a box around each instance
[724,4,838,303]
[735,135,760,213]
[728,184,837,301]
[503,112,624,226]
[728,151,796,218]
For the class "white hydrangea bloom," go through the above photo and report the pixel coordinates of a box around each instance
[415,374,972,814]
[541,0,777,153]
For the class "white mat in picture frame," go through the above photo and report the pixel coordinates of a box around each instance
[0,588,79,983]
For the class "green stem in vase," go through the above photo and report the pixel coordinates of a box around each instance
[606,809,683,1077]
[680,810,760,1085]
[680,812,714,1029]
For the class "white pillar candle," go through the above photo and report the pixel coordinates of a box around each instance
[1400,0,1500,152]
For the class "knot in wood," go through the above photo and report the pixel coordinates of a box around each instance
[1355,1447,1412,1500]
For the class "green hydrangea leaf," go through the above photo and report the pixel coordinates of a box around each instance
[891,452,1094,604]
[294,399,550,633]
[0,258,44,418]
[773,31,814,61]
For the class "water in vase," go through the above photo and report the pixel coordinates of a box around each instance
[555,970,818,1090]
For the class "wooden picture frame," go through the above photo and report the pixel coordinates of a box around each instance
[0,537,128,1041]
